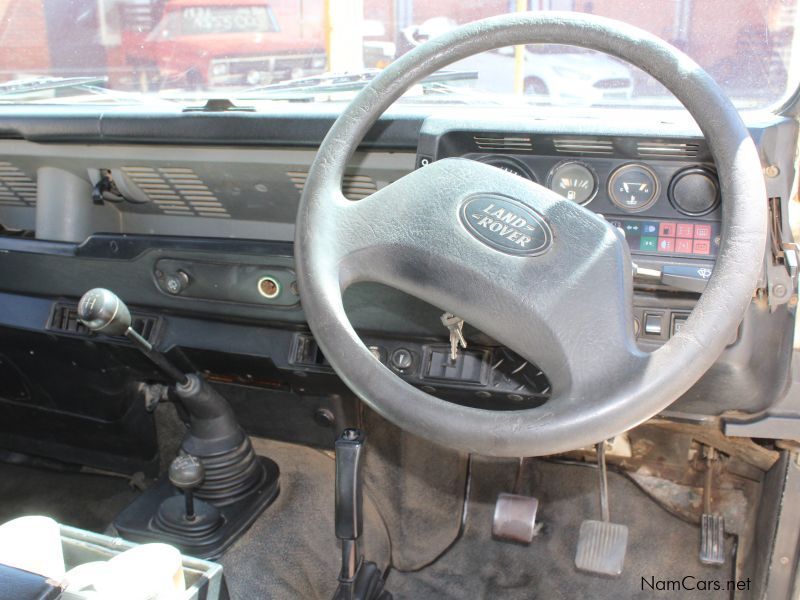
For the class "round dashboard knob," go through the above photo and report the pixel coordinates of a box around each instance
[390,348,413,371]
[669,167,720,216]
[163,270,190,295]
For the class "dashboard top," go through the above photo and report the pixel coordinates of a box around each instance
[0,103,792,148]
[0,108,794,274]
[0,106,794,307]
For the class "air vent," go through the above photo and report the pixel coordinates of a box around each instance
[287,171,378,200]
[48,303,158,341]
[120,167,230,218]
[0,162,36,207]
[473,135,533,152]
[130,314,159,341]
[553,138,614,155]
[48,305,90,335]
[636,141,700,158]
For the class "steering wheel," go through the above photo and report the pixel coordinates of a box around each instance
[295,13,767,457]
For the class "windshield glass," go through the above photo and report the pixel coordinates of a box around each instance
[1,0,798,109]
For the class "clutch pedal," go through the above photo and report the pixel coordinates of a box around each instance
[699,446,725,565]
[574,441,628,576]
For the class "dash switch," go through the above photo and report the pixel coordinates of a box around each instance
[643,313,663,336]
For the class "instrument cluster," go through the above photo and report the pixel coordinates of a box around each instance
[474,154,719,217]
[468,153,721,259]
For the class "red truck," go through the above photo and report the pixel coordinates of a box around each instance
[126,0,326,89]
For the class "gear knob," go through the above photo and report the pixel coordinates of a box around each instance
[169,454,205,491]
[169,454,205,520]
[77,288,131,336]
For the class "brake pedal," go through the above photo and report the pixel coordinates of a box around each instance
[699,446,725,565]
[492,458,539,544]
[575,441,628,576]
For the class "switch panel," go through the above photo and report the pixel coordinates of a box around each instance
[425,347,488,384]
[154,258,299,307]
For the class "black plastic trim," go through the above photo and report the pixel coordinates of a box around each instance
[77,234,294,260]
[0,234,294,261]
[0,105,425,148]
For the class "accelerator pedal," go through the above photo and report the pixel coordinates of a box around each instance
[575,442,628,576]
[699,446,726,565]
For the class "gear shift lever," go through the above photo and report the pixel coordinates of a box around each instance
[80,287,281,558]
[77,288,188,384]
[79,287,262,501]
[169,454,205,520]
[156,453,222,535]
[77,287,132,336]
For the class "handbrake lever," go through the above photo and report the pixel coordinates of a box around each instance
[333,429,391,600]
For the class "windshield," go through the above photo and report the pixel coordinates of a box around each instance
[1,0,797,110]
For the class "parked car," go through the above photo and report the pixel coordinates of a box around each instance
[127,0,326,89]
[518,45,633,104]
[399,18,632,105]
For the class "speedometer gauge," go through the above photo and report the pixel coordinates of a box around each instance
[476,155,536,182]
[547,161,597,205]
[608,163,659,212]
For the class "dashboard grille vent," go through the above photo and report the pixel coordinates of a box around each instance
[553,138,614,155]
[0,162,36,207]
[287,170,378,200]
[48,305,90,336]
[636,141,700,158]
[473,135,533,152]
[48,302,159,340]
[121,167,230,218]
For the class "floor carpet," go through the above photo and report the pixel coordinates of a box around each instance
[0,440,742,600]
[386,456,738,600]
[0,462,138,532]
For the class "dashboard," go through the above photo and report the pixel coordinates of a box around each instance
[0,105,795,467]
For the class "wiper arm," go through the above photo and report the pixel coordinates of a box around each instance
[0,75,178,106]
[236,69,478,100]
[0,76,108,98]
[242,68,383,94]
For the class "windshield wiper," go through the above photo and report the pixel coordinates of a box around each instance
[0,75,176,106]
[235,69,478,101]
[0,76,108,98]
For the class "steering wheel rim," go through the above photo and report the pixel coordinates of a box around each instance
[295,12,767,457]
